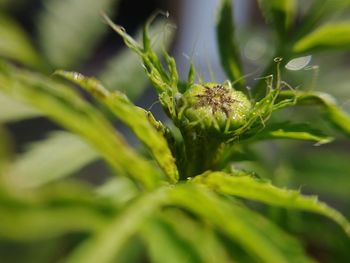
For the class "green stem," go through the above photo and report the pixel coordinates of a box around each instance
[253,30,300,100]
[181,128,224,178]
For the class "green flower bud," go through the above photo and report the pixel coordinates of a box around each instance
[180,83,251,132]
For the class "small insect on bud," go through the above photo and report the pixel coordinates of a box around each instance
[180,83,251,133]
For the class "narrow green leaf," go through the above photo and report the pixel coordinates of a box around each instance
[64,187,170,263]
[141,217,202,263]
[0,182,114,241]
[0,14,43,69]
[294,22,350,54]
[0,62,161,189]
[216,0,244,89]
[101,14,142,55]
[0,91,41,122]
[159,210,233,263]
[254,122,333,145]
[258,0,296,36]
[96,177,139,207]
[38,0,118,68]
[277,90,350,136]
[112,237,146,263]
[98,20,174,100]
[55,71,179,183]
[170,185,314,263]
[0,206,108,241]
[193,171,350,236]
[5,131,99,188]
[103,14,178,118]
[297,0,350,40]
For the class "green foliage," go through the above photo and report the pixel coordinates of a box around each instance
[38,0,117,69]
[169,185,315,263]
[277,90,350,136]
[0,14,43,69]
[5,131,98,188]
[98,19,174,100]
[1,0,350,262]
[54,70,178,183]
[0,61,161,189]
[294,22,350,53]
[192,172,350,235]
[0,181,115,241]
[258,0,296,38]
[216,0,244,89]
[253,122,333,144]
[0,92,41,122]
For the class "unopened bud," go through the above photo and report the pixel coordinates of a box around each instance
[180,83,251,132]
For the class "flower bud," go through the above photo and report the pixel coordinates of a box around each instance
[180,83,251,132]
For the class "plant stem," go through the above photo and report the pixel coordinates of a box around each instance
[181,128,224,178]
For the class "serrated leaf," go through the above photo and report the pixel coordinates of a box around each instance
[5,131,99,188]
[0,62,161,189]
[193,171,350,236]
[99,20,174,100]
[103,14,178,118]
[258,0,296,36]
[0,91,41,122]
[277,90,350,136]
[216,0,244,89]
[294,22,350,53]
[169,185,314,263]
[0,14,43,69]
[64,187,170,263]
[38,0,117,68]
[254,122,333,145]
[55,71,179,183]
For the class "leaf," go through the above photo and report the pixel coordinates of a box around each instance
[102,14,179,118]
[141,217,202,263]
[112,237,146,263]
[95,177,139,207]
[63,187,170,263]
[0,182,114,241]
[37,0,118,68]
[258,0,296,36]
[297,0,350,38]
[216,0,244,89]
[0,91,41,122]
[0,14,43,69]
[0,205,108,241]
[254,122,333,145]
[169,185,314,263]
[294,22,350,54]
[55,71,179,183]
[158,210,233,263]
[0,62,161,189]
[192,171,350,236]
[5,131,99,188]
[98,20,174,100]
[277,90,350,136]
